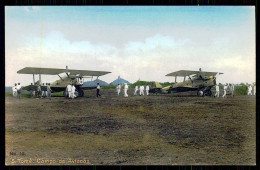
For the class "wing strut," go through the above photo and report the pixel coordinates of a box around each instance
[188,75,193,83]
[58,74,64,81]
[39,74,41,85]
[66,72,70,78]
[33,74,35,84]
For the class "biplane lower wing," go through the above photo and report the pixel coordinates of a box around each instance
[169,86,199,93]
[22,85,48,91]
[22,85,82,93]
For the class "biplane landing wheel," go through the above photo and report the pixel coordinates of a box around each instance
[77,88,84,97]
[78,90,84,97]
[197,90,204,97]
[207,91,212,96]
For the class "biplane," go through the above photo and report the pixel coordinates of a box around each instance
[17,66,111,97]
[151,69,223,97]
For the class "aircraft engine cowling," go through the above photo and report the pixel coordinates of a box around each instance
[75,74,83,78]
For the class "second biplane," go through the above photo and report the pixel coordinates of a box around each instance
[151,69,223,97]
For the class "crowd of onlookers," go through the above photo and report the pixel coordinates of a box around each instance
[12,82,52,99]
[11,82,256,99]
[115,83,150,97]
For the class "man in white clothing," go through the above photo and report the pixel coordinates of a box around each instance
[41,83,47,98]
[16,83,22,99]
[247,84,252,95]
[96,83,101,97]
[139,85,145,96]
[71,83,76,99]
[12,83,17,97]
[146,85,150,95]
[116,84,121,96]
[124,83,128,97]
[230,83,235,97]
[67,83,73,98]
[46,83,52,98]
[37,84,41,98]
[215,83,220,98]
[222,83,227,98]
[134,86,138,95]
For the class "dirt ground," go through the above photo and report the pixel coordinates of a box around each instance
[5,89,256,165]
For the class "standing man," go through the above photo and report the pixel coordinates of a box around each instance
[67,82,72,98]
[96,83,101,97]
[247,84,252,95]
[41,83,46,98]
[222,83,227,98]
[12,83,17,97]
[124,83,128,97]
[215,83,220,98]
[116,84,121,96]
[16,83,22,99]
[37,84,41,98]
[47,83,52,98]
[29,83,34,98]
[227,83,231,94]
[71,83,76,99]
[134,86,139,95]
[146,85,150,95]
[139,85,145,96]
[230,83,235,97]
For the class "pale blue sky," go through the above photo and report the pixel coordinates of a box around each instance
[5,6,255,86]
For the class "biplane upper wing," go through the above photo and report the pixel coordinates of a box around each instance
[17,67,111,76]
[166,70,223,77]
[68,70,111,76]
[17,67,66,75]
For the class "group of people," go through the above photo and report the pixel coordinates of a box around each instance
[33,83,52,98]
[115,83,150,97]
[12,83,22,98]
[12,82,52,98]
[247,83,256,96]
[215,83,235,98]
[12,81,256,99]
[116,83,129,97]
[134,85,150,96]
[66,82,77,99]
[214,83,256,98]
[38,83,52,98]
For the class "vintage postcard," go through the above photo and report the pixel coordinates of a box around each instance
[5,6,256,165]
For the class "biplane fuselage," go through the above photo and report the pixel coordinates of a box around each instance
[163,76,215,94]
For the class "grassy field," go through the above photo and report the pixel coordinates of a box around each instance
[5,89,256,165]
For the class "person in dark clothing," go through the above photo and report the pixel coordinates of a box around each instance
[96,83,101,97]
